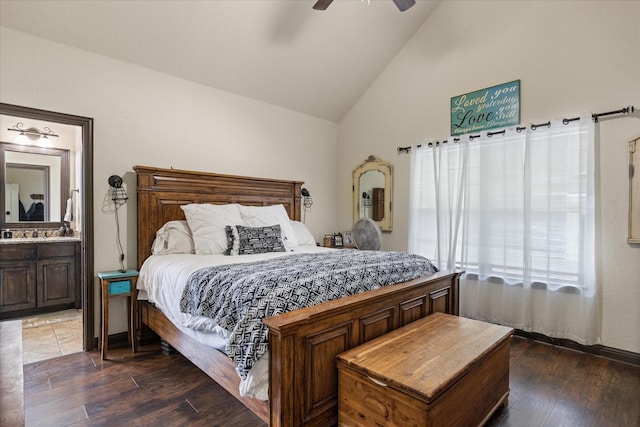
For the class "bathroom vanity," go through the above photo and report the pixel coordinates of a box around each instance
[0,238,80,319]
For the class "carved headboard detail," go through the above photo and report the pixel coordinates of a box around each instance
[134,165,303,269]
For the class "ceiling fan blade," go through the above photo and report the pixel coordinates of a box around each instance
[313,0,334,10]
[392,0,416,12]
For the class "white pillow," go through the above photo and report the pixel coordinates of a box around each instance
[238,204,298,251]
[181,203,245,255]
[151,220,195,255]
[290,220,316,247]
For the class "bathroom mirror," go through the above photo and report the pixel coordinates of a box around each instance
[353,155,393,232]
[1,142,69,229]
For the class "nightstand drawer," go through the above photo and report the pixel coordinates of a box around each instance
[108,280,131,295]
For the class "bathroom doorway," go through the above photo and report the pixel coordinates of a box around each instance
[0,103,94,352]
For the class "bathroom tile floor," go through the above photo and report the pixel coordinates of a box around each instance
[20,309,83,365]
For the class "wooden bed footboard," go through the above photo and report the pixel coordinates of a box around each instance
[139,270,460,427]
[263,269,461,427]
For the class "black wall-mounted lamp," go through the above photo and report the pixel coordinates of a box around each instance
[302,188,313,208]
[301,188,313,223]
[108,175,128,205]
[108,175,128,272]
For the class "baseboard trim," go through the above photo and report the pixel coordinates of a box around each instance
[92,332,131,351]
[95,329,640,366]
[515,329,640,367]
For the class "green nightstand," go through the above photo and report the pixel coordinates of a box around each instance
[97,269,139,360]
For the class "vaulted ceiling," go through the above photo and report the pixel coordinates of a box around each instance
[0,0,440,123]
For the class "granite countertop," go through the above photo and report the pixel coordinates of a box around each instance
[0,236,81,244]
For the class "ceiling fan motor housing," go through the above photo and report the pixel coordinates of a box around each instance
[313,0,415,12]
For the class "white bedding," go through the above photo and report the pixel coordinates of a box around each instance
[137,245,335,400]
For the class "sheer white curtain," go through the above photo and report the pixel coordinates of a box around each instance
[409,115,599,345]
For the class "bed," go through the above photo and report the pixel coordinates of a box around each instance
[134,165,462,427]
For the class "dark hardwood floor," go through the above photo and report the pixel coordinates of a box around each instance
[487,338,639,427]
[22,337,639,426]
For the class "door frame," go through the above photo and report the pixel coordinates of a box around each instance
[0,102,94,351]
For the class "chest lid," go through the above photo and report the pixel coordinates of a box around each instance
[336,313,513,403]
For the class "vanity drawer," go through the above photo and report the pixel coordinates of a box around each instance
[38,242,77,258]
[0,245,37,262]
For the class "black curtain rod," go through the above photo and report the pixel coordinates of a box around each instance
[397,105,635,154]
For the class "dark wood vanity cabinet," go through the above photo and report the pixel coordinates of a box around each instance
[0,245,37,313]
[0,241,80,319]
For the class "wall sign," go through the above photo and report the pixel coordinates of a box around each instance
[450,80,520,136]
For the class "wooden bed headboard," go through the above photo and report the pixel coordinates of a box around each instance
[134,165,303,269]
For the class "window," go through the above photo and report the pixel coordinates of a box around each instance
[409,116,598,344]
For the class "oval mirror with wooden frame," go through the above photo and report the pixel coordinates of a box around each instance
[353,155,393,232]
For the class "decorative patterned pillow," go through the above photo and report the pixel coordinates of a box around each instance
[226,225,286,255]
[224,225,240,256]
[238,204,298,251]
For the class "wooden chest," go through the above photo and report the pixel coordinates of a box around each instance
[336,313,513,427]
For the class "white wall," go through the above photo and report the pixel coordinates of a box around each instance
[338,1,640,353]
[0,27,339,334]
[2,1,638,354]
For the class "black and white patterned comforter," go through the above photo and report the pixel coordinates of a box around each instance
[180,250,438,379]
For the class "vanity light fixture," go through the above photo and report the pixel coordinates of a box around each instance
[7,122,59,145]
